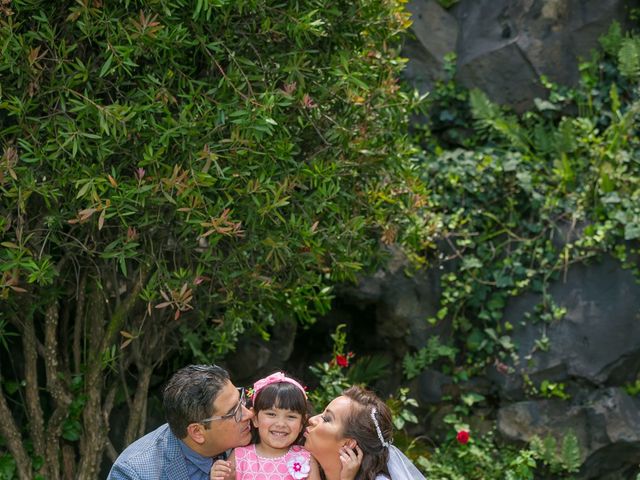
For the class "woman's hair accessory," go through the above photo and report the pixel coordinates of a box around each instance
[370,407,390,448]
[387,445,426,480]
[253,372,307,398]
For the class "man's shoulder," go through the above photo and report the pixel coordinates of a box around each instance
[119,423,174,459]
[108,423,183,479]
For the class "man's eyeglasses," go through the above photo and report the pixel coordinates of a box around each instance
[199,387,247,424]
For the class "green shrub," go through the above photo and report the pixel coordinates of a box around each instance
[416,430,580,480]
[0,1,424,477]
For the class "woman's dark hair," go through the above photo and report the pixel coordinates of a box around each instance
[341,386,393,480]
[251,378,310,445]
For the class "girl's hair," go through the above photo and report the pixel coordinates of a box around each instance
[251,378,310,445]
[341,386,392,480]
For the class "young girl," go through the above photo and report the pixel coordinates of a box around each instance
[211,372,362,480]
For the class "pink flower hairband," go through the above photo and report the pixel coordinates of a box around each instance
[252,372,307,399]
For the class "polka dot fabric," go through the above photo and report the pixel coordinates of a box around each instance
[235,444,311,480]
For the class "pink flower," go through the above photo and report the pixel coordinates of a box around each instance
[282,82,297,95]
[302,93,317,109]
[286,454,310,479]
[126,226,139,242]
[456,430,470,445]
[134,167,145,181]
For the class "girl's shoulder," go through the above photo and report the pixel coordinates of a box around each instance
[234,444,257,459]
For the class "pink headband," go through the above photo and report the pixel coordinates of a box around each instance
[253,372,307,399]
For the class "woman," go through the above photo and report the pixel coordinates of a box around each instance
[304,386,425,480]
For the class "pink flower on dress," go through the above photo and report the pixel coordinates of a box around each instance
[286,454,310,479]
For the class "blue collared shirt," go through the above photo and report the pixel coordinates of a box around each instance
[178,440,226,480]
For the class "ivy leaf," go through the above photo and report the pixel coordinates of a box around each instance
[624,222,640,240]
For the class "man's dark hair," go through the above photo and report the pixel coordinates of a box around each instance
[163,364,230,438]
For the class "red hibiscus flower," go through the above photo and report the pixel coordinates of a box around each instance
[456,430,470,445]
[335,354,349,368]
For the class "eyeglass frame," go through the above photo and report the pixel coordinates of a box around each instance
[198,387,247,425]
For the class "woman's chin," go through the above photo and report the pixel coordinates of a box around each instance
[302,435,312,452]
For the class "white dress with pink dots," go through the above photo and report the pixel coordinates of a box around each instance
[235,444,312,480]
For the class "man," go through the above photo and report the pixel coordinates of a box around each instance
[108,364,253,479]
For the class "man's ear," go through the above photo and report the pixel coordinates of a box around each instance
[186,423,206,445]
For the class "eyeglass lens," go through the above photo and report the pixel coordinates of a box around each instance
[234,388,246,422]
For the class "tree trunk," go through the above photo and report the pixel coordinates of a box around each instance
[73,273,87,374]
[0,375,33,480]
[62,443,76,480]
[76,268,148,477]
[23,315,46,461]
[76,284,108,479]
[76,362,108,479]
[43,302,73,480]
[124,363,153,447]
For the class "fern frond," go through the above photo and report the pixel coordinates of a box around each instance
[469,89,502,122]
[618,38,640,79]
[469,89,531,152]
[532,124,556,156]
[541,435,558,466]
[555,118,577,154]
[560,431,581,473]
[599,21,623,56]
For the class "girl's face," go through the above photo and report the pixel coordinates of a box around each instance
[253,407,304,455]
[304,396,352,458]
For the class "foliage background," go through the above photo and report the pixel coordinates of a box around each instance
[410,20,640,380]
[0,1,425,478]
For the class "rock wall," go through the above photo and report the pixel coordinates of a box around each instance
[403,0,640,112]
[331,254,640,479]
[492,256,640,478]
[398,3,640,473]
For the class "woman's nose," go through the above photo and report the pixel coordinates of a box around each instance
[308,414,319,426]
[241,404,254,421]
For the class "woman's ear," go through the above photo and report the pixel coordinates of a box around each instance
[343,438,357,450]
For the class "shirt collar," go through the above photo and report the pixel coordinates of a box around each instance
[178,439,214,476]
